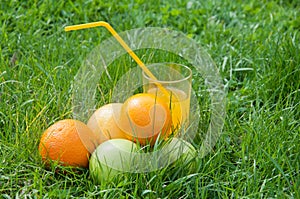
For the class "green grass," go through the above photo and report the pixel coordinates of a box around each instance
[1,0,299,198]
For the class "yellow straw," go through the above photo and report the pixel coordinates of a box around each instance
[64,21,169,96]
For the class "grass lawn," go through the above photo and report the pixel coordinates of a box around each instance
[1,0,299,198]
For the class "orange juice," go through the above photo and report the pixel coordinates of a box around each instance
[146,87,190,130]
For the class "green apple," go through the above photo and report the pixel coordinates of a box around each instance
[160,138,197,169]
[89,139,137,184]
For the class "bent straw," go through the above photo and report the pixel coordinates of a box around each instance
[64,21,169,96]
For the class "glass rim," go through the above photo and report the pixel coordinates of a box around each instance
[142,62,192,84]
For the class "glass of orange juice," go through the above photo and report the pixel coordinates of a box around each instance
[142,63,192,132]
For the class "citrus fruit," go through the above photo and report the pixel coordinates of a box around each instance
[147,87,190,130]
[87,103,127,144]
[117,93,172,145]
[38,119,98,168]
[89,139,137,184]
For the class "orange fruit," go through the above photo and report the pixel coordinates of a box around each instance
[87,103,127,144]
[117,93,172,145]
[38,119,98,168]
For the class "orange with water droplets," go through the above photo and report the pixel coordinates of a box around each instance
[118,93,172,145]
